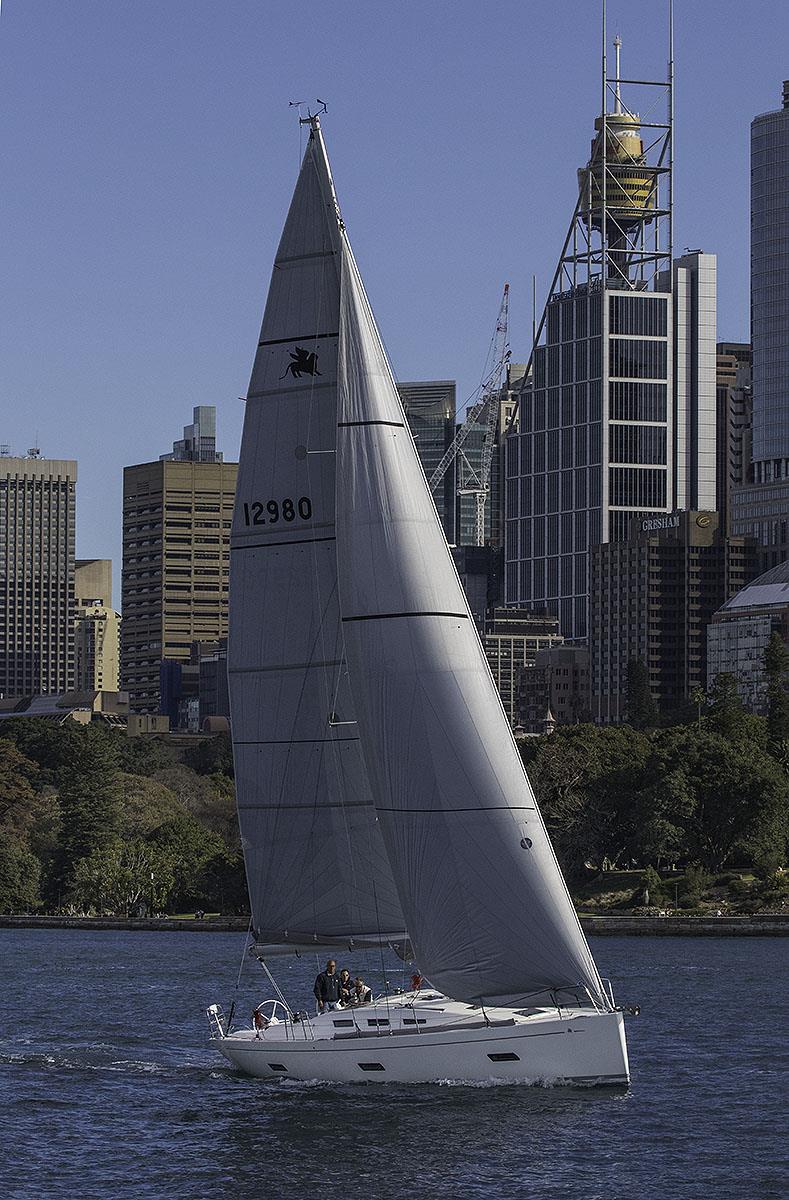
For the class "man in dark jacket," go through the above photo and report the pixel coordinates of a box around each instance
[313,959,342,1012]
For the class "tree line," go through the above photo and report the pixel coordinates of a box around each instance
[0,722,246,915]
[1,636,787,915]
[521,633,789,881]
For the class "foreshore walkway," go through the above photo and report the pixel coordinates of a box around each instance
[1,914,787,936]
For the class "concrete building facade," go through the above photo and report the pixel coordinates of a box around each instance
[0,455,77,697]
[122,422,237,714]
[505,252,717,641]
[716,343,752,533]
[74,559,120,692]
[590,511,756,723]
[483,607,563,727]
[517,645,591,733]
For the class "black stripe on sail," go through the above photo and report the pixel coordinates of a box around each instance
[342,611,468,623]
[232,536,336,551]
[337,420,405,429]
[258,332,339,347]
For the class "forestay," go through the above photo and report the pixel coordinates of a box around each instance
[228,125,405,948]
[335,240,607,1006]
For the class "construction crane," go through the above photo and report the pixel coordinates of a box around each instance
[428,283,510,547]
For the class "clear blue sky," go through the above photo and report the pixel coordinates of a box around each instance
[1,0,786,603]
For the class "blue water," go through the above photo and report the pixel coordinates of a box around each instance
[1,930,786,1199]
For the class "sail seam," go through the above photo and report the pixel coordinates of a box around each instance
[342,611,469,623]
[235,737,359,744]
[258,331,339,347]
[375,805,538,813]
[238,800,373,810]
[224,657,340,676]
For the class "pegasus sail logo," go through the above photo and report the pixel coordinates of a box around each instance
[281,346,321,380]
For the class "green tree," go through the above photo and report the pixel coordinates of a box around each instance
[626,658,658,729]
[524,723,651,876]
[150,812,227,909]
[765,632,789,748]
[70,838,174,914]
[0,842,41,912]
[706,673,745,740]
[53,725,120,894]
[654,725,788,869]
[185,733,234,778]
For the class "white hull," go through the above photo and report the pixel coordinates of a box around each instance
[210,994,629,1086]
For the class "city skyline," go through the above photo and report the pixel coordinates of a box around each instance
[1,0,786,590]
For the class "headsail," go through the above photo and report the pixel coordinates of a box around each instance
[335,241,607,1006]
[228,123,405,949]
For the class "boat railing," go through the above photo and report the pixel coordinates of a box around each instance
[206,1003,229,1039]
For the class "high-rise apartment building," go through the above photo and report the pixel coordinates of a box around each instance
[0,455,76,697]
[590,511,755,723]
[398,381,457,543]
[483,607,563,727]
[716,343,752,533]
[121,408,237,714]
[731,82,789,568]
[504,39,716,641]
[74,559,121,692]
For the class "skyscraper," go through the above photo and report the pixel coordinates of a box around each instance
[731,83,789,568]
[504,35,717,641]
[161,405,224,464]
[716,343,752,533]
[121,407,237,715]
[0,454,77,697]
[74,559,121,692]
[398,381,457,543]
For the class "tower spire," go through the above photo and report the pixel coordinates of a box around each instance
[613,34,622,114]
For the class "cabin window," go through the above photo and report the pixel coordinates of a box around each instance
[333,1019,354,1028]
[268,1063,288,1072]
[488,1052,520,1062]
[402,1018,427,1026]
[358,1062,385,1071]
[366,1019,390,1026]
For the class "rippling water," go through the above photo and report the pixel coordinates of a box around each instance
[2,930,786,1199]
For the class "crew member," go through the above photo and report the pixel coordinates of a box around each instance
[313,958,342,1012]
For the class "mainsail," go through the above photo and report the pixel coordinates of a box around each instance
[228,124,405,949]
[335,239,607,1006]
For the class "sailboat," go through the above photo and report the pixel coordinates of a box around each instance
[207,113,631,1085]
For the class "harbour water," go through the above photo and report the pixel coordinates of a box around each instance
[2,930,786,1199]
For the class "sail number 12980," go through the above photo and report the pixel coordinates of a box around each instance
[242,496,313,525]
